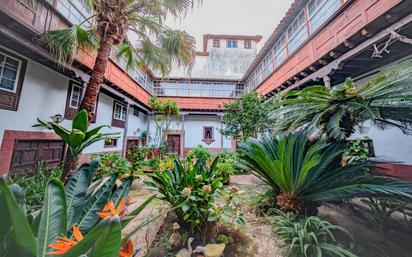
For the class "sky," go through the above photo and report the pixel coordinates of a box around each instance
[165,0,295,50]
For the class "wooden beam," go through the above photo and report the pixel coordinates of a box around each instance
[284,13,412,92]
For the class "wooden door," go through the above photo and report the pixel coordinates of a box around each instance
[167,134,181,154]
[10,139,65,174]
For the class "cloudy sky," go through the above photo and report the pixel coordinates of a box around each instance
[166,0,295,50]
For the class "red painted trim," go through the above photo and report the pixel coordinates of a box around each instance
[376,163,412,183]
[0,130,61,175]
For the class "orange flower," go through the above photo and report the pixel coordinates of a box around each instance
[48,225,83,255]
[119,239,134,257]
[97,197,127,219]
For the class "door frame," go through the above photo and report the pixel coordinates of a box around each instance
[165,130,184,157]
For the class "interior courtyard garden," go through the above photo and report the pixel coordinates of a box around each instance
[1,0,412,257]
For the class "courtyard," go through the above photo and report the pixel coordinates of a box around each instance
[1,0,412,256]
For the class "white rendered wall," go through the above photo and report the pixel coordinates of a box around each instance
[350,58,412,165]
[0,47,124,155]
[127,109,148,137]
[148,114,232,150]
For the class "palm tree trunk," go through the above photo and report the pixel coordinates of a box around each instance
[62,152,79,182]
[80,36,115,119]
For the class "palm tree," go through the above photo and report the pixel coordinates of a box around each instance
[237,132,412,213]
[42,0,198,118]
[269,60,412,141]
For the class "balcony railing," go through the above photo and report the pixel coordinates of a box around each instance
[154,81,244,98]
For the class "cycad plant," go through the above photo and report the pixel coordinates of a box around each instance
[0,160,154,257]
[34,109,119,180]
[270,60,412,141]
[41,0,198,117]
[237,132,412,213]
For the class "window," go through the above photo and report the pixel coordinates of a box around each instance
[0,52,22,93]
[69,83,82,108]
[113,102,127,121]
[132,107,139,116]
[0,48,27,111]
[307,0,340,33]
[273,35,287,66]
[287,10,308,54]
[262,50,274,78]
[244,40,251,49]
[213,39,220,48]
[227,40,238,48]
[203,127,214,143]
[104,138,118,148]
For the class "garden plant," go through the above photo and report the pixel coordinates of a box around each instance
[237,132,412,213]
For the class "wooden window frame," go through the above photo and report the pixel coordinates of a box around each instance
[202,126,215,145]
[64,81,98,123]
[0,48,27,111]
[213,39,220,48]
[226,40,238,48]
[112,100,127,128]
[244,40,252,49]
[104,138,118,148]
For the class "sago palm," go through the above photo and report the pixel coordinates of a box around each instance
[270,60,412,141]
[41,0,198,117]
[237,132,412,213]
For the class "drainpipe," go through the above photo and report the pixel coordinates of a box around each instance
[219,114,224,150]
[122,103,130,157]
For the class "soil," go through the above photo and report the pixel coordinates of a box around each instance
[144,176,284,257]
[141,175,412,257]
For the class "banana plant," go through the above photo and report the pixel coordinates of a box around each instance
[0,160,155,257]
[33,109,120,180]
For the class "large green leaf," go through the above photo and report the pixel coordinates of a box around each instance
[51,123,71,143]
[111,177,133,208]
[66,164,91,229]
[72,109,88,133]
[76,175,116,233]
[69,128,86,148]
[37,179,67,257]
[85,125,110,140]
[0,178,36,257]
[61,217,122,257]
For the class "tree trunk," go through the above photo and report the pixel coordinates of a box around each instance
[62,152,79,182]
[80,36,115,120]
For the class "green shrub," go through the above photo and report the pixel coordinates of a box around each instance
[0,159,154,257]
[93,152,132,179]
[238,132,412,213]
[342,138,371,166]
[216,151,243,174]
[146,158,223,233]
[126,145,149,171]
[272,211,357,257]
[186,145,212,161]
[8,163,62,214]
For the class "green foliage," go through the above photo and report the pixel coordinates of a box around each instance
[149,97,181,150]
[186,145,212,161]
[270,60,412,141]
[0,160,153,257]
[8,164,62,214]
[126,145,149,171]
[146,158,223,233]
[272,211,357,257]
[361,197,412,227]
[33,110,119,158]
[209,185,245,225]
[215,234,230,244]
[93,152,132,179]
[237,132,412,213]
[342,138,371,166]
[220,92,271,141]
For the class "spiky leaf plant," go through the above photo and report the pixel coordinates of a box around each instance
[237,132,412,213]
[270,60,412,141]
[272,211,357,257]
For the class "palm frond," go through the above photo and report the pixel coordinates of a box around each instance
[40,25,97,65]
